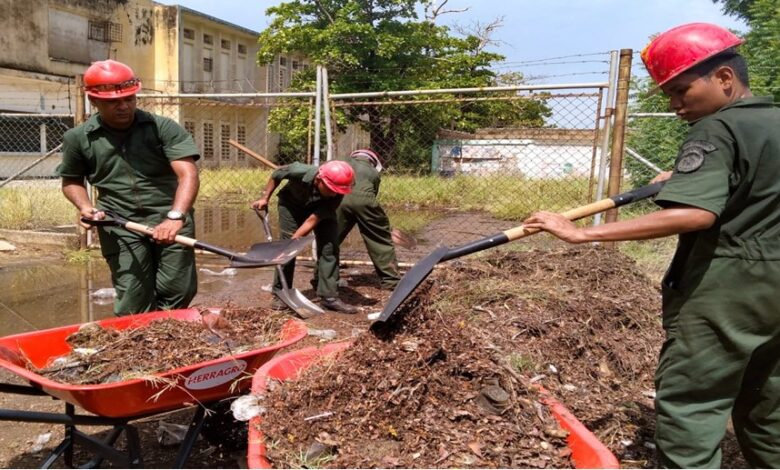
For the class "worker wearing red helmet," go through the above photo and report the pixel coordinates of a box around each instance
[57,60,200,316]
[524,23,780,467]
[312,149,401,291]
[251,160,358,313]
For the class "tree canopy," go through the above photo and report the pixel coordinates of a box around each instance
[256,0,551,170]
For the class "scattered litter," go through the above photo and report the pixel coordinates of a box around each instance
[642,390,656,399]
[621,439,634,447]
[30,432,52,453]
[156,421,190,446]
[231,394,266,421]
[562,384,577,392]
[261,283,273,292]
[529,374,546,383]
[307,328,337,340]
[303,411,334,422]
[89,288,116,299]
[644,441,657,450]
[366,311,381,321]
[0,240,17,252]
[199,268,238,277]
[73,348,99,356]
[547,364,558,374]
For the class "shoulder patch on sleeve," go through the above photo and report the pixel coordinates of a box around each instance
[675,140,717,173]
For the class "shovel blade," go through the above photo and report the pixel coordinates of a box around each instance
[275,288,324,319]
[228,235,314,268]
[374,246,449,323]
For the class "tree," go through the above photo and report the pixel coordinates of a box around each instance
[257,0,551,170]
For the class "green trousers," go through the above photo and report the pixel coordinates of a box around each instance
[656,257,780,468]
[275,201,340,298]
[97,223,198,316]
[335,195,400,288]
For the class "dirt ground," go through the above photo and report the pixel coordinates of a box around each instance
[0,215,749,468]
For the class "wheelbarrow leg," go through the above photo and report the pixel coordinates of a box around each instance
[173,405,207,468]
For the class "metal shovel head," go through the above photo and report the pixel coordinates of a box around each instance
[275,287,324,319]
[228,235,314,268]
[375,246,450,323]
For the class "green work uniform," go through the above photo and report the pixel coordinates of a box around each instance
[57,110,200,316]
[272,163,343,298]
[653,97,780,468]
[336,157,400,288]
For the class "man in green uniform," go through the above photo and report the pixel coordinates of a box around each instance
[314,149,401,290]
[251,160,358,313]
[523,23,780,468]
[57,60,200,316]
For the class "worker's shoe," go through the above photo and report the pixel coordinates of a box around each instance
[321,297,358,314]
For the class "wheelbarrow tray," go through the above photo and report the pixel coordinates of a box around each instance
[246,343,619,469]
[0,308,307,418]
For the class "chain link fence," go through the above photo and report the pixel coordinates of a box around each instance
[1,81,632,265]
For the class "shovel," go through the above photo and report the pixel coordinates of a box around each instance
[81,210,314,268]
[373,182,666,323]
[254,208,325,319]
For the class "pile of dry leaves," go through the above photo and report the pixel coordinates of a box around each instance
[35,308,288,385]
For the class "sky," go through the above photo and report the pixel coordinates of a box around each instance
[155,0,746,84]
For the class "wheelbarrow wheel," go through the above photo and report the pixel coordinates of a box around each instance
[200,399,248,452]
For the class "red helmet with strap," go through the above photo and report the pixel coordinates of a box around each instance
[84,60,142,99]
[349,148,383,172]
[318,160,355,195]
[641,23,743,87]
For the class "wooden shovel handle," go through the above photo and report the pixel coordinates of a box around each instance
[228,140,279,170]
[123,221,198,248]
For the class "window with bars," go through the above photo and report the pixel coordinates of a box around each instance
[203,57,213,72]
[221,210,230,231]
[203,122,214,160]
[279,57,287,66]
[184,120,196,140]
[237,44,247,55]
[221,39,231,50]
[203,33,213,45]
[220,124,231,161]
[183,28,195,40]
[237,125,246,161]
[88,21,108,42]
[203,207,214,234]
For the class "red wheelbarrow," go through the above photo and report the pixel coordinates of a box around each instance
[0,308,307,468]
[246,343,620,469]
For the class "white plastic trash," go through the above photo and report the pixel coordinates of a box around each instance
[89,288,116,299]
[199,268,238,277]
[231,394,266,421]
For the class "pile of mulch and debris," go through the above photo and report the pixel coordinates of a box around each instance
[256,246,749,468]
[34,307,289,385]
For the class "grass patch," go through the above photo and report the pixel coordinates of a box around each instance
[0,186,74,229]
[619,237,676,284]
[63,248,97,264]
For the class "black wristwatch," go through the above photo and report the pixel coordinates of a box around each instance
[166,210,185,221]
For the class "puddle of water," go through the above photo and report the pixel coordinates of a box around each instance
[0,205,436,337]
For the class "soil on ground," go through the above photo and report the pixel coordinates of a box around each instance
[0,239,749,468]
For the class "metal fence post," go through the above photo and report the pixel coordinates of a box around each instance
[593,50,619,226]
[604,48,632,225]
[322,67,333,161]
[74,74,91,249]
[313,65,322,166]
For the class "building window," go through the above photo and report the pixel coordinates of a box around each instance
[203,57,213,72]
[279,57,287,67]
[237,44,247,55]
[88,21,109,42]
[203,122,214,160]
[221,39,231,50]
[184,120,196,140]
[183,28,195,40]
[278,67,286,90]
[203,33,213,45]
[237,125,246,161]
[220,124,231,161]
[203,207,214,234]
[221,210,230,231]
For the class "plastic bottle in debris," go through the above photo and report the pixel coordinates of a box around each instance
[199,267,238,277]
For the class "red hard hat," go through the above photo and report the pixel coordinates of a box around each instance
[318,160,355,195]
[84,60,142,99]
[350,148,383,172]
[641,23,743,87]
